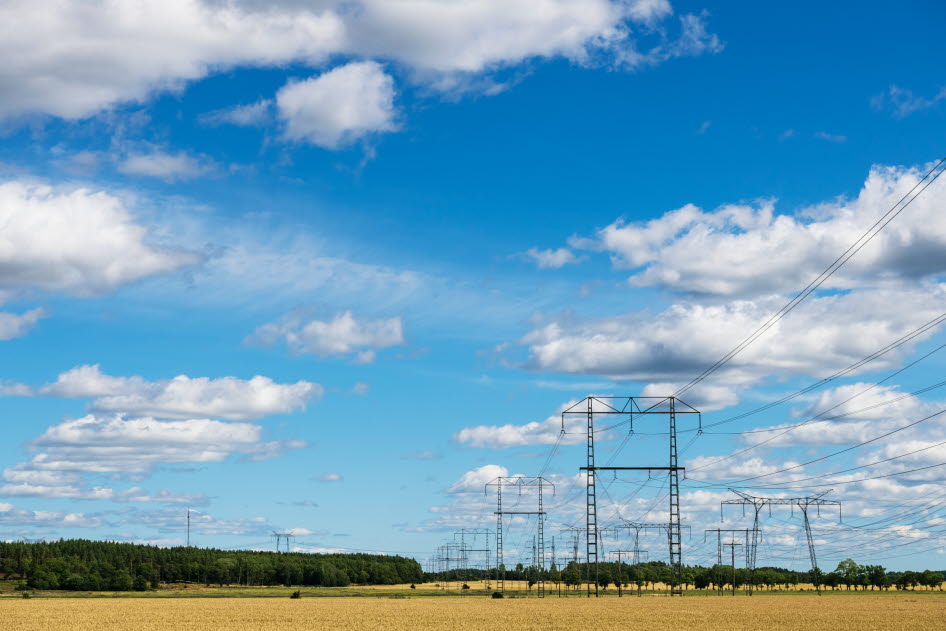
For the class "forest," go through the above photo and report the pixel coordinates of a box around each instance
[0,539,423,591]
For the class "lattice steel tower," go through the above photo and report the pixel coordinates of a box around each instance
[485,476,554,596]
[563,396,700,597]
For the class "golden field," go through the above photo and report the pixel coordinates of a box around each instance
[3,595,946,631]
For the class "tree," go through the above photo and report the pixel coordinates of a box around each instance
[597,566,612,591]
[835,559,861,590]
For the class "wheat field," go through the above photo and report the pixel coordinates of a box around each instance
[4,595,945,631]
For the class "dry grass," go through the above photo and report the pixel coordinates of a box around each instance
[3,595,945,631]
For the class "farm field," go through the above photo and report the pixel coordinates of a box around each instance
[1,580,943,599]
[3,595,945,631]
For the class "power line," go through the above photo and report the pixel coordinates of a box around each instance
[690,344,946,472]
[701,312,946,431]
[673,157,946,399]
[697,407,946,487]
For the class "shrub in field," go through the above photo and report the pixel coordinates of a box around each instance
[290,590,302,599]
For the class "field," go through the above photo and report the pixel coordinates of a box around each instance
[3,594,945,631]
[1,579,943,599]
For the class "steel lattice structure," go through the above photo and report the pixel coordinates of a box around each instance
[485,476,554,596]
[704,528,758,596]
[563,396,700,597]
[721,489,841,595]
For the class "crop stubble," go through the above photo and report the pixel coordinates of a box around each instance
[3,595,943,631]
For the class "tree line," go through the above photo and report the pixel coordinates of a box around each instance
[427,558,946,592]
[0,539,423,591]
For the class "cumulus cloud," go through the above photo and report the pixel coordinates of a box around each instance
[0,308,47,341]
[447,464,508,493]
[521,285,946,387]
[570,164,946,298]
[18,413,307,475]
[118,150,213,181]
[248,310,404,362]
[521,247,584,269]
[0,0,344,120]
[277,61,398,149]
[0,0,719,120]
[640,381,738,411]
[0,180,198,300]
[39,364,320,420]
[0,469,114,501]
[454,400,586,448]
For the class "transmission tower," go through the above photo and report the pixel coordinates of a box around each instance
[453,528,493,590]
[721,489,841,595]
[620,521,691,561]
[722,540,743,596]
[704,528,757,595]
[485,476,555,596]
[272,531,294,553]
[563,396,700,597]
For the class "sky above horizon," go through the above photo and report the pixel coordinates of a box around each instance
[1,0,946,572]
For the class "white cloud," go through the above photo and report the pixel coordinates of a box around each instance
[454,400,587,448]
[570,164,946,298]
[40,364,321,420]
[0,308,47,340]
[522,247,584,269]
[520,285,946,388]
[447,464,508,493]
[346,0,717,76]
[350,382,370,396]
[284,527,320,537]
[640,381,738,411]
[0,503,101,528]
[200,99,273,127]
[113,487,208,505]
[0,470,206,504]
[122,506,271,536]
[277,61,398,149]
[248,310,404,362]
[0,180,198,299]
[0,0,344,120]
[118,150,213,181]
[20,413,307,475]
[317,473,342,482]
[0,381,32,396]
[872,84,946,119]
[0,0,719,120]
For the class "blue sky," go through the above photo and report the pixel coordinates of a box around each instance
[1,0,946,571]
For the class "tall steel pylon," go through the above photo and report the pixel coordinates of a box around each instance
[585,397,597,597]
[619,521,690,587]
[563,396,701,597]
[721,490,841,595]
[704,528,757,595]
[485,476,555,596]
[453,528,493,591]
